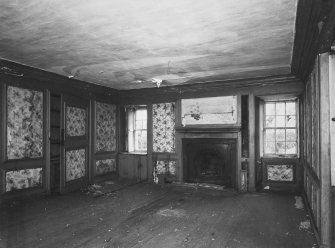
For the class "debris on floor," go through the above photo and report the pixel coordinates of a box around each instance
[294,196,304,209]
[299,220,311,230]
[171,182,225,191]
[264,186,270,190]
[157,208,186,218]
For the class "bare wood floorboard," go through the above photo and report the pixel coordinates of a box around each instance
[0,180,316,248]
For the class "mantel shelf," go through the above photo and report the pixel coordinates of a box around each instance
[175,126,241,133]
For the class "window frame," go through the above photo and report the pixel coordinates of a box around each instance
[126,106,147,153]
[262,99,299,158]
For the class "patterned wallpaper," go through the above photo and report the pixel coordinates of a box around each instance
[66,106,86,136]
[66,149,86,182]
[153,160,176,183]
[7,86,43,160]
[96,158,116,175]
[6,168,43,192]
[96,102,116,152]
[267,164,293,182]
[153,103,176,153]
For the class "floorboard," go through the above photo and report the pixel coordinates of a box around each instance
[0,180,317,248]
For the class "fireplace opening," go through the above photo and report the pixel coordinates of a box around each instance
[183,138,237,187]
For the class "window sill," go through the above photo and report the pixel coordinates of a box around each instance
[262,155,299,159]
[119,152,147,156]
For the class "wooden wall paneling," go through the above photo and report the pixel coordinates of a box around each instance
[90,100,95,183]
[237,131,242,191]
[147,104,153,181]
[118,154,147,180]
[329,54,335,187]
[0,82,4,195]
[248,94,256,191]
[318,53,331,247]
[328,54,335,246]
[2,82,48,196]
[45,89,51,193]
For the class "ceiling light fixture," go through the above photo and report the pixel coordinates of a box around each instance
[151,78,163,88]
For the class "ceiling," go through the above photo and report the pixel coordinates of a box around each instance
[0,0,297,90]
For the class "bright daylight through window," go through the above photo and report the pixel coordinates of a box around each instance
[263,100,298,156]
[127,107,147,152]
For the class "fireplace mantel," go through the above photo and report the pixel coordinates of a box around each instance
[175,126,241,133]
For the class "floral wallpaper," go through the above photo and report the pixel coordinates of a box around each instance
[267,164,294,182]
[66,106,86,136]
[153,160,176,183]
[153,103,176,153]
[95,158,116,175]
[7,86,43,160]
[66,149,86,182]
[6,168,43,192]
[96,102,116,152]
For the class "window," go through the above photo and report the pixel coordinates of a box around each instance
[263,100,298,156]
[126,107,147,152]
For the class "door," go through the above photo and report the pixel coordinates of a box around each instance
[60,95,90,193]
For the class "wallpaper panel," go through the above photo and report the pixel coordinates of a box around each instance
[6,168,43,192]
[7,86,43,159]
[267,164,293,182]
[153,103,176,153]
[66,107,86,136]
[96,158,116,175]
[96,102,116,152]
[66,149,86,182]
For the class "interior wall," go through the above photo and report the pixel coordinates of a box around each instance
[0,59,118,199]
[300,54,333,247]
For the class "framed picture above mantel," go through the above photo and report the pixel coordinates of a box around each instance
[180,95,240,127]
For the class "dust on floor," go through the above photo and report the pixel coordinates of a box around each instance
[0,180,317,248]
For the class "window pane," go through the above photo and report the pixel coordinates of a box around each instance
[286,129,296,141]
[265,103,275,115]
[286,142,297,154]
[276,103,285,115]
[286,115,296,127]
[135,130,147,151]
[276,116,285,127]
[135,109,147,120]
[135,120,142,129]
[286,102,296,115]
[265,116,275,127]
[265,129,275,141]
[276,129,285,141]
[276,142,285,154]
[265,142,275,154]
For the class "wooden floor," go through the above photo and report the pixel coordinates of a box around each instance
[0,180,316,248]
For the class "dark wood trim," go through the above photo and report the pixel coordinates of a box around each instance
[248,94,256,191]
[176,127,241,133]
[118,74,303,105]
[147,103,153,181]
[0,82,4,194]
[292,0,335,83]
[45,89,51,194]
[319,53,332,247]
[0,59,118,102]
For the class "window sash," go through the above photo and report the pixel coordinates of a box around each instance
[263,100,298,156]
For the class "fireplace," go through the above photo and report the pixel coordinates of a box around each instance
[183,138,237,187]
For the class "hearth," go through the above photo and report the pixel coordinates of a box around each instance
[183,138,237,187]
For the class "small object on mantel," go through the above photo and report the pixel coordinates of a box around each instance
[331,40,335,52]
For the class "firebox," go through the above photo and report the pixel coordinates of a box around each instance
[183,138,237,187]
